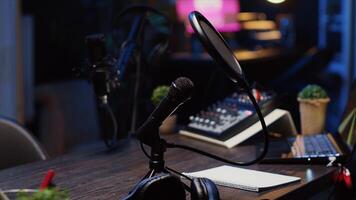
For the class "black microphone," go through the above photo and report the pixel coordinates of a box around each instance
[136,77,194,147]
[85,34,119,104]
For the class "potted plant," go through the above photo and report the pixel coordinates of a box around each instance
[298,84,330,135]
[17,188,69,200]
[151,85,177,134]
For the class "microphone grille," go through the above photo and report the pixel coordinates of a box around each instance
[169,77,194,100]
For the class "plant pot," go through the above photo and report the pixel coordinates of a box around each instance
[159,115,177,134]
[298,98,330,135]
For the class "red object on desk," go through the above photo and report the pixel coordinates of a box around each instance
[39,170,55,190]
[252,89,261,102]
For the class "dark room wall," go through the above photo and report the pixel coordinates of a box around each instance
[240,0,319,49]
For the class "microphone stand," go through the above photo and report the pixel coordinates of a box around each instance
[116,13,148,135]
[141,136,170,178]
[140,82,268,179]
[139,80,268,181]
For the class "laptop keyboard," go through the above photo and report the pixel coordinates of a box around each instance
[288,134,340,158]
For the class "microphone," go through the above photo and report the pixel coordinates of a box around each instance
[85,34,119,104]
[136,77,194,147]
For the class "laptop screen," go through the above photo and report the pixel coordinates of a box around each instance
[339,82,356,150]
[262,82,356,163]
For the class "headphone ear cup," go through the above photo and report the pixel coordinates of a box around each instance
[190,178,220,200]
[123,174,186,200]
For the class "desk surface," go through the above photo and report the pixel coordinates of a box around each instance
[0,135,335,200]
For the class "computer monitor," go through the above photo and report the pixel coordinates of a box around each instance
[176,0,241,33]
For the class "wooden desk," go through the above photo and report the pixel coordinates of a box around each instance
[0,135,336,200]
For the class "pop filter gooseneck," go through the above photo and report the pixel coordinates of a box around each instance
[164,11,269,165]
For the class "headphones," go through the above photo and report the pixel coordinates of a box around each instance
[113,5,171,68]
[122,173,220,200]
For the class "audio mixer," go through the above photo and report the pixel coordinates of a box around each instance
[183,89,275,141]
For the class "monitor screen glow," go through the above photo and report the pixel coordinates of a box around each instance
[176,0,240,33]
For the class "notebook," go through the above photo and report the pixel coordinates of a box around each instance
[183,165,300,192]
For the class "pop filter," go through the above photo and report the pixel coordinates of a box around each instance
[182,11,269,165]
[189,11,244,85]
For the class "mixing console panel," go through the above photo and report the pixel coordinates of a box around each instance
[185,90,275,141]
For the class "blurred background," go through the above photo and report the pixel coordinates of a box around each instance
[0,0,355,157]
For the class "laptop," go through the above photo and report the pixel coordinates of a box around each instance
[261,83,356,164]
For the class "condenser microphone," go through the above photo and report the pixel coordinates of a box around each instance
[85,34,119,104]
[136,77,194,147]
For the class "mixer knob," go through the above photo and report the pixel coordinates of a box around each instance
[189,116,195,121]
[209,121,216,128]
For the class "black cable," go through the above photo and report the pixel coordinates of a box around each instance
[165,166,192,181]
[167,87,269,166]
[129,46,143,133]
[245,87,269,163]
[141,143,193,193]
[165,167,192,193]
[140,142,152,159]
[102,103,119,149]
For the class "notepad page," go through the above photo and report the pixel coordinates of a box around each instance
[183,165,301,192]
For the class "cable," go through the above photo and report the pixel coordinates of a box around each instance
[102,103,119,149]
[139,88,269,166]
[167,87,269,166]
[165,167,192,193]
[139,140,194,191]
[140,142,152,159]
[245,87,269,163]
[129,51,142,133]
[165,167,192,181]
[140,141,192,183]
